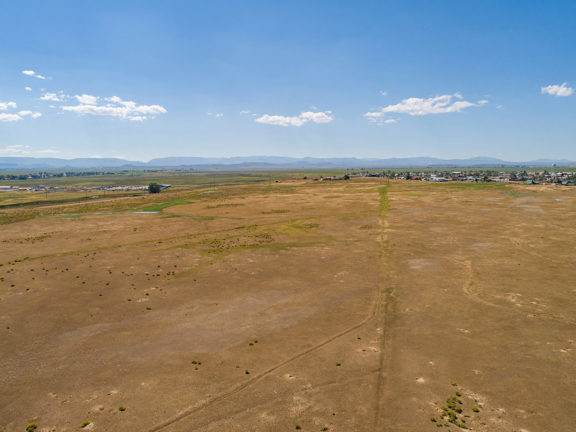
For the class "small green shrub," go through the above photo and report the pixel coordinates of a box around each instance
[472,406,480,413]
[119,406,126,412]
[81,420,91,428]
[26,423,38,432]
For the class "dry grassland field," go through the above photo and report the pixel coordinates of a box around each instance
[1,178,575,432]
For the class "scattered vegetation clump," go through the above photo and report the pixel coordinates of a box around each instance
[432,387,477,429]
[81,420,91,428]
[118,405,126,412]
[26,423,38,432]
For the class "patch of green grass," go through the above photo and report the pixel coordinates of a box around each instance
[205,203,244,209]
[81,420,91,428]
[138,199,192,212]
[261,209,289,214]
[26,423,38,432]
[379,185,389,214]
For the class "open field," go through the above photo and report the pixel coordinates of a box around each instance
[1,178,575,431]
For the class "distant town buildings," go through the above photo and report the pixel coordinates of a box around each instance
[344,169,576,185]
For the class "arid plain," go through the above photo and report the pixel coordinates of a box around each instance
[1,179,575,432]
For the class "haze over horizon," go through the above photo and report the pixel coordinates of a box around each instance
[1,1,575,161]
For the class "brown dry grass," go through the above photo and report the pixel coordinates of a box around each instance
[1,179,575,432]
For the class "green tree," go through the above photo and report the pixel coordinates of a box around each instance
[148,183,161,194]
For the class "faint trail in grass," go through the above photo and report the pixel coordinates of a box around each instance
[459,259,576,327]
[372,185,396,432]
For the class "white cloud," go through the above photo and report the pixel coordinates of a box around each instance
[0,144,31,154]
[61,95,167,121]
[365,93,484,122]
[75,94,98,105]
[255,111,333,127]
[40,93,63,102]
[541,83,573,97]
[18,110,42,119]
[207,112,224,118]
[0,101,17,111]
[0,101,41,122]
[25,87,32,92]
[22,70,47,80]
[384,118,398,124]
[38,149,61,154]
[240,110,251,115]
[380,91,388,96]
[0,113,22,122]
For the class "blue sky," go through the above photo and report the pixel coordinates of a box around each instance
[0,0,575,161]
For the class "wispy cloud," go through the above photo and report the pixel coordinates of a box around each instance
[22,70,47,80]
[541,83,573,97]
[25,87,32,92]
[61,95,167,121]
[207,112,224,118]
[255,111,333,127]
[365,93,485,123]
[0,113,23,122]
[0,144,31,154]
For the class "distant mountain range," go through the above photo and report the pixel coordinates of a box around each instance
[0,156,574,170]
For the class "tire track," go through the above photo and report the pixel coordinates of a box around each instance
[184,371,379,432]
[146,285,384,432]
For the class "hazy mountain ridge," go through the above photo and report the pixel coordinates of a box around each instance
[0,156,574,170]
